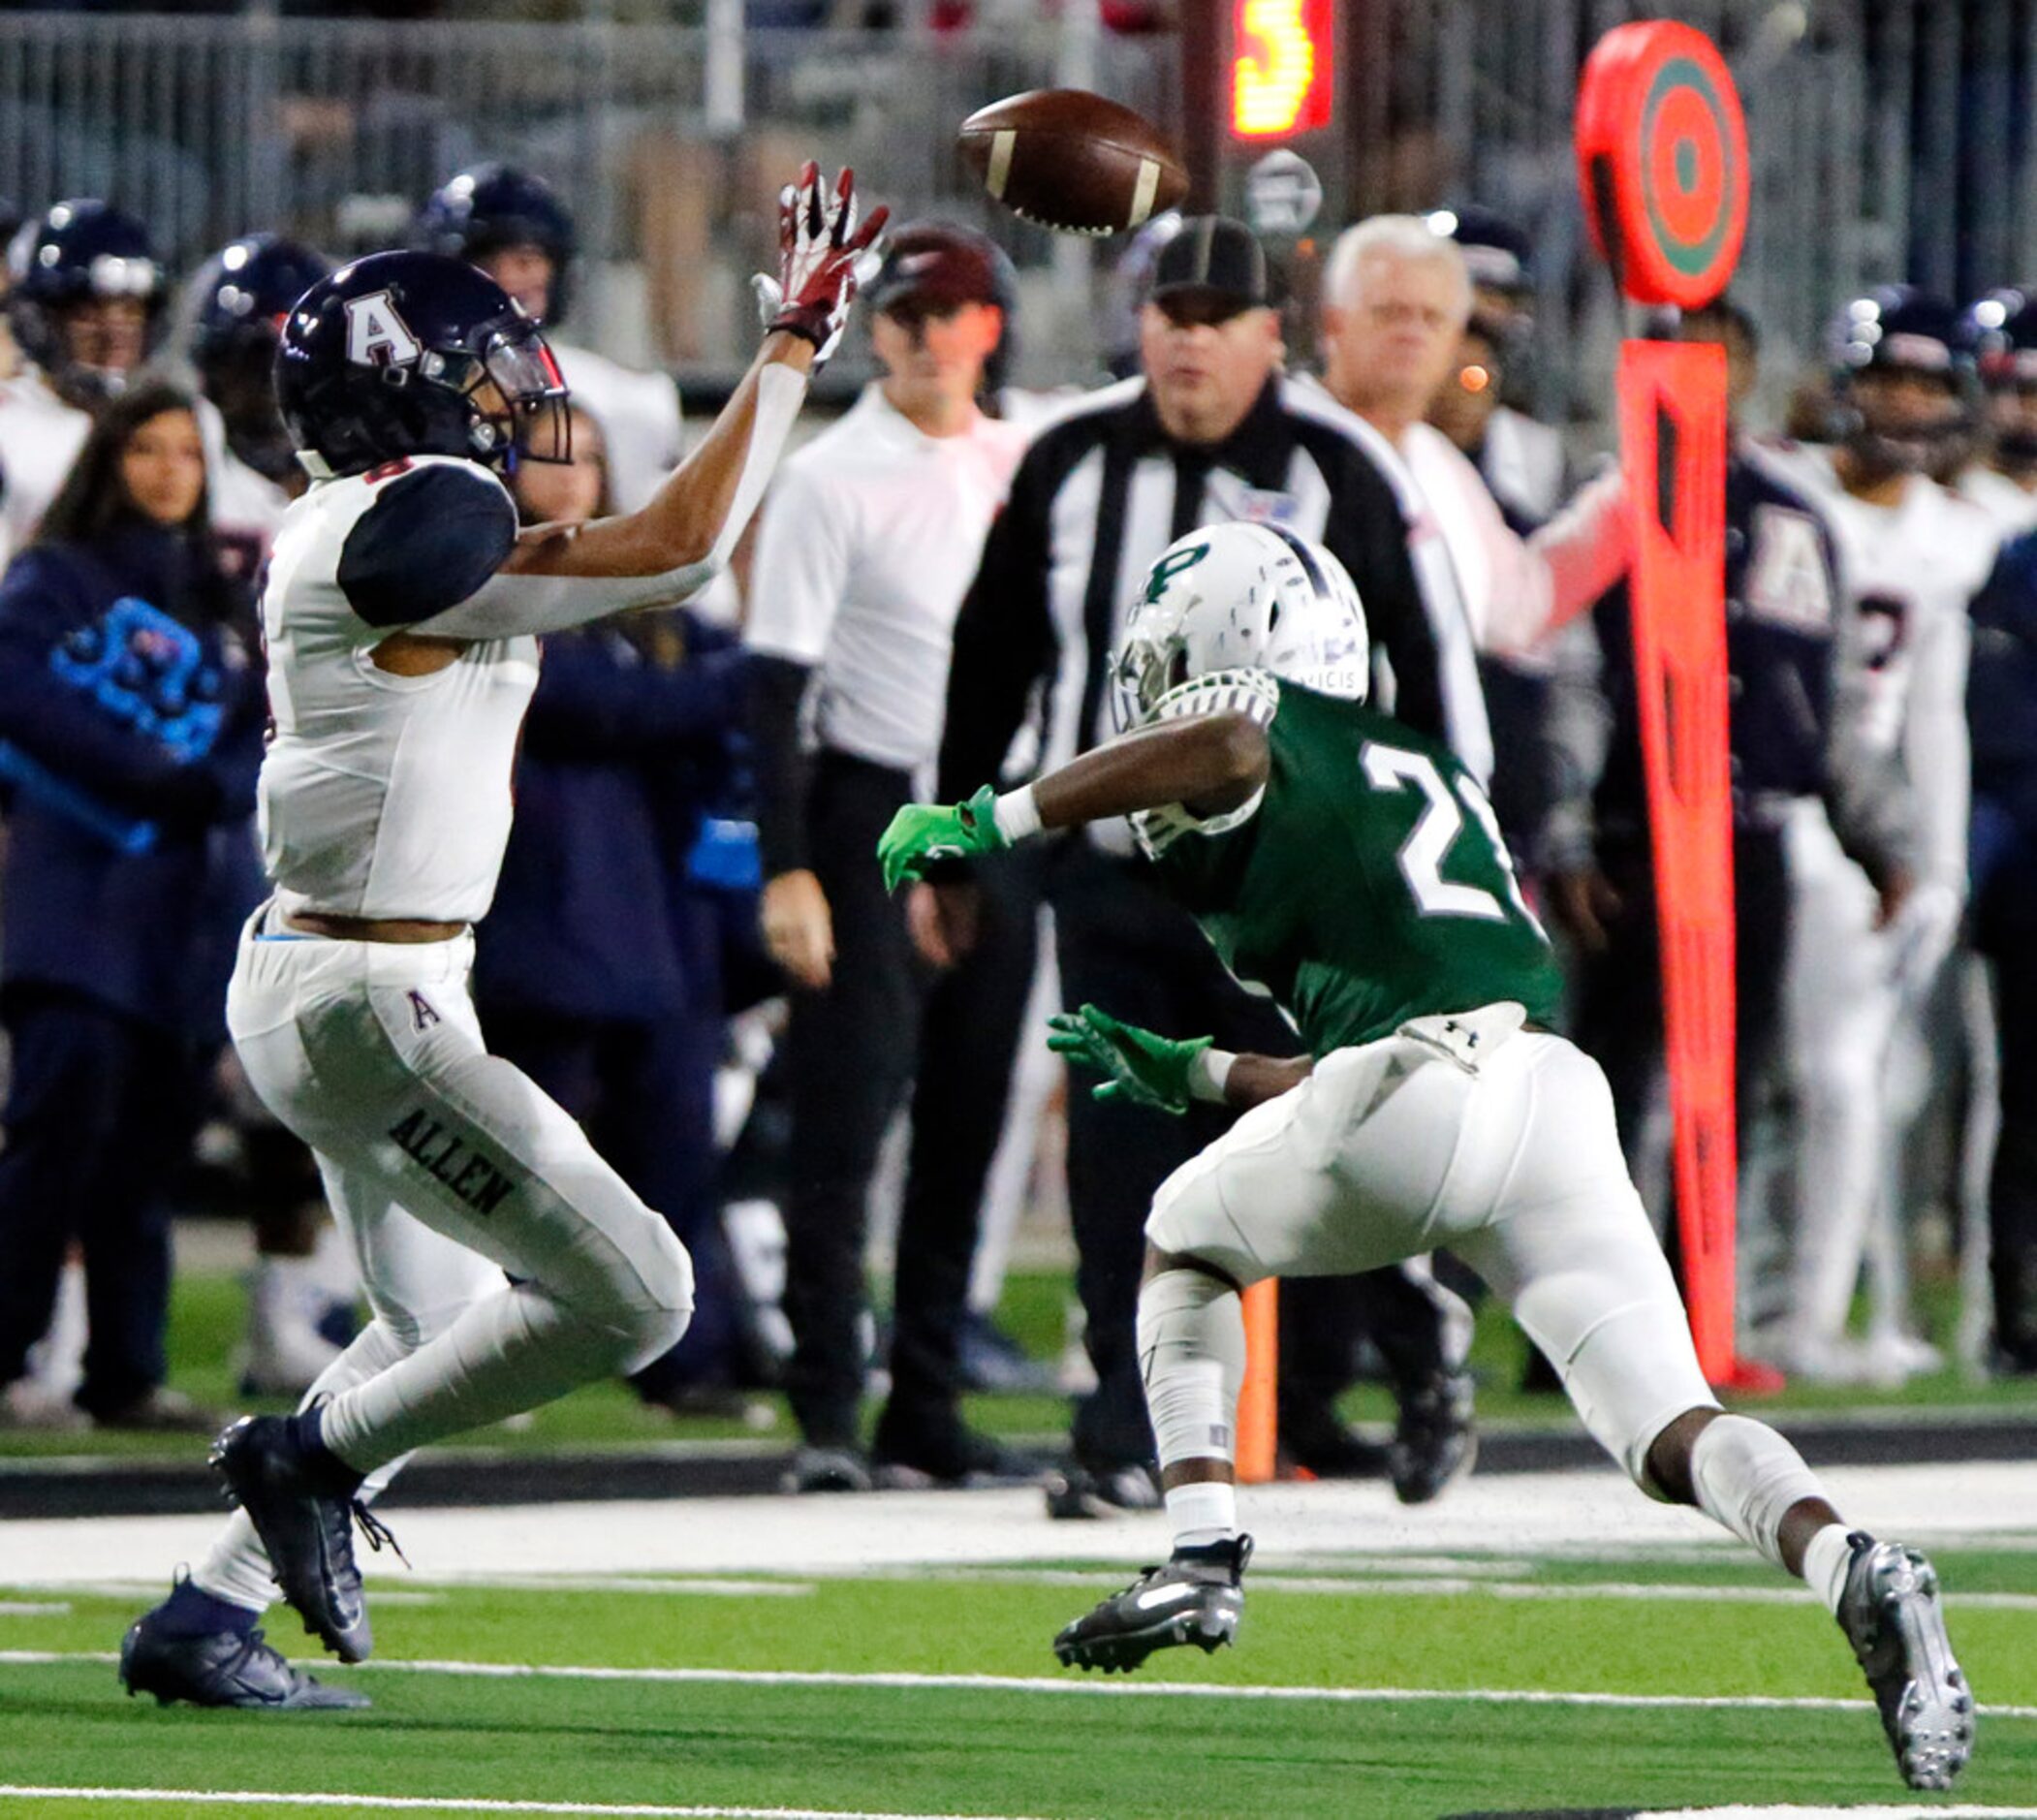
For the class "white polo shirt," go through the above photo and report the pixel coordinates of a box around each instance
[747,384,1028,774]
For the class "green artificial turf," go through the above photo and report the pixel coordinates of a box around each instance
[1,1551,2030,1818]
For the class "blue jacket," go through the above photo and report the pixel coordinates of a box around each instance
[0,527,266,1036]
[474,613,750,1023]
[1969,528,2037,935]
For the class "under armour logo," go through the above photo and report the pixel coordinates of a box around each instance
[408,991,440,1032]
[345,290,423,367]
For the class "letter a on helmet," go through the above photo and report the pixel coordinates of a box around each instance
[346,292,423,367]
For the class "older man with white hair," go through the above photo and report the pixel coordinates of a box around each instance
[1314,214,1626,657]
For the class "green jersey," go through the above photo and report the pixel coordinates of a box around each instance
[1153,682,1563,1057]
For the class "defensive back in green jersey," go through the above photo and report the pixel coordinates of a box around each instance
[1155,681,1564,1056]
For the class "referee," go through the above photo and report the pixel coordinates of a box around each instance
[746,223,1037,1491]
[936,216,1493,1514]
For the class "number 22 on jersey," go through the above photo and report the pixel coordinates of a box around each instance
[1361,741,1543,934]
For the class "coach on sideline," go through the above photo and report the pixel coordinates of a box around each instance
[935,216,1497,1515]
[746,223,1039,1492]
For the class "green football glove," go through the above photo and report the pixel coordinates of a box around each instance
[877,784,1008,892]
[1047,1003,1212,1116]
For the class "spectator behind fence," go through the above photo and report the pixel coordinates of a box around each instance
[0,381,266,1430]
[473,404,754,1408]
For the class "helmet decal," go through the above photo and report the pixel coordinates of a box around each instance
[1144,539,1211,604]
[345,292,423,368]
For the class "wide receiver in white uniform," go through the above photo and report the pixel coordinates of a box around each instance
[1755,288,1997,1382]
[117,165,883,1710]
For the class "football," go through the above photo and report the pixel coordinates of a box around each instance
[958,89,1190,236]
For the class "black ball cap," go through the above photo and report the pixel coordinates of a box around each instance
[866,223,1005,316]
[1148,216,1270,315]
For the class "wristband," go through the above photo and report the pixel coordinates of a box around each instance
[992,785,1043,844]
[1187,1048,1238,1104]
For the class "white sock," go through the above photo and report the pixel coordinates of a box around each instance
[317,1280,682,1474]
[1165,1479,1238,1550]
[1687,1413,1832,1574]
[1802,1521,1860,1616]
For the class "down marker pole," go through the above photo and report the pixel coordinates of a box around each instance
[1575,21,1763,1389]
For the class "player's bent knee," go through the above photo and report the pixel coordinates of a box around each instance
[619,1224,696,1366]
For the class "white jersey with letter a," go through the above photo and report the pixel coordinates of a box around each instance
[258,453,534,924]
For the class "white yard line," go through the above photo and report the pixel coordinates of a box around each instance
[0,1790,1052,1820]
[1645,1808,2037,1819]
[7,1650,2035,1721]
[3,1463,2033,1586]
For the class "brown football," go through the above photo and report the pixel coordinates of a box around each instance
[958,89,1189,236]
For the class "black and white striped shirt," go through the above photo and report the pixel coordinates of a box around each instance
[937,374,1490,817]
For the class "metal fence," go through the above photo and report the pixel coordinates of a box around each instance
[1340,0,2037,431]
[0,5,2035,426]
[0,11,1180,387]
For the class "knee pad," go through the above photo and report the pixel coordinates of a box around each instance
[1136,1267,1245,1468]
[1688,1413,1829,1572]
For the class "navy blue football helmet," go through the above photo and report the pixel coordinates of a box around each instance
[7,200,167,404]
[274,251,570,480]
[1961,289,2037,466]
[1828,285,1972,473]
[416,164,578,328]
[189,235,334,481]
[1830,284,1968,381]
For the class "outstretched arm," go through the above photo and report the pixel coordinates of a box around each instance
[877,710,1269,890]
[417,166,885,640]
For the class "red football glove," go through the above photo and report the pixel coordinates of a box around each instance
[750,163,888,371]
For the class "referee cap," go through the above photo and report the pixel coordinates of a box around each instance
[1148,216,1270,316]
[866,222,1007,317]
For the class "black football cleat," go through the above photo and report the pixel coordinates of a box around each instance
[1834,1533,1974,1790]
[210,1415,395,1664]
[1388,1367,1477,1505]
[1053,1533,1252,1673]
[119,1612,369,1710]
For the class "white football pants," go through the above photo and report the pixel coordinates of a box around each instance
[189,908,692,1611]
[1780,802,1907,1350]
[1146,1009,1718,1487]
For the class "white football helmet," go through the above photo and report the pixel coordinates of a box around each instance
[1111,520,1370,734]
[1112,521,1369,855]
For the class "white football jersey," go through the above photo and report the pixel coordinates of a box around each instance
[0,367,91,565]
[258,454,536,924]
[1754,440,1996,889]
[1956,462,2037,541]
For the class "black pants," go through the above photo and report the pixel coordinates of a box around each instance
[1569,821,1792,1249]
[781,753,1036,1446]
[0,986,208,1414]
[1976,886,2037,1365]
[482,1003,740,1392]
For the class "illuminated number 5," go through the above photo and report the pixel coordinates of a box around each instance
[1361,742,1540,929]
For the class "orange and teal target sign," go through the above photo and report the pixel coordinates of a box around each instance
[1577,21,1747,307]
